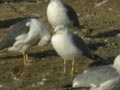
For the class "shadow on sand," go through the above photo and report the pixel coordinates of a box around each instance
[0,49,58,61]
[87,29,120,38]
[88,56,115,67]
[88,42,107,51]
[0,17,36,29]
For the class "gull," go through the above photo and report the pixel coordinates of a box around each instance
[0,18,50,67]
[47,0,82,29]
[51,25,103,75]
[72,55,120,90]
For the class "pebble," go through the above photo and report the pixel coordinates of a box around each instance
[13,77,20,81]
[0,84,3,88]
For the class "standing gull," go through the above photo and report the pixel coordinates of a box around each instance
[47,0,82,28]
[0,18,50,67]
[51,25,102,75]
[72,55,120,90]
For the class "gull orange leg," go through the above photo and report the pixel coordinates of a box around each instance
[71,59,75,75]
[64,59,66,73]
[22,51,27,67]
[23,51,34,67]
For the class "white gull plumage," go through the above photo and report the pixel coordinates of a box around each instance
[73,55,120,90]
[51,25,102,75]
[47,0,80,28]
[0,18,50,67]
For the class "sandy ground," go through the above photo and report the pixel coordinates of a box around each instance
[0,0,120,90]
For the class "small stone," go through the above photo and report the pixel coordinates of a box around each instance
[104,39,108,42]
[31,84,36,87]
[0,84,3,88]
[13,77,20,81]
[109,8,112,11]
[116,33,120,37]
[37,82,44,86]
[42,78,47,81]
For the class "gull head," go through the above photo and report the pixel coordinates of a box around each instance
[113,55,120,72]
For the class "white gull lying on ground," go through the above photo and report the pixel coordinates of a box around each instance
[73,55,120,90]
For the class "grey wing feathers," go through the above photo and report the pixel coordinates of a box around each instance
[0,19,30,50]
[71,33,91,57]
[74,66,119,87]
[64,4,80,28]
